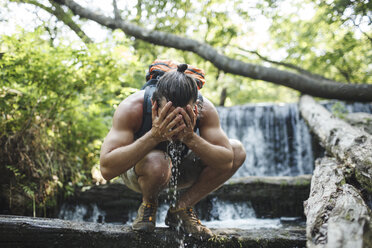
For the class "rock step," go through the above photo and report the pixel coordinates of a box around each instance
[63,175,311,223]
[0,215,306,248]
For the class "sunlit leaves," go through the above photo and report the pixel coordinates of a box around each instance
[265,0,371,84]
[0,29,143,215]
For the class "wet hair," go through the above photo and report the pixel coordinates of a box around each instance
[152,64,199,108]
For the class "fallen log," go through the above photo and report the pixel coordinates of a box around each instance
[0,215,306,248]
[299,95,372,193]
[304,157,372,248]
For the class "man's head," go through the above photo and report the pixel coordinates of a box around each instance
[152,64,198,109]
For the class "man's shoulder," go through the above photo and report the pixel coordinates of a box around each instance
[118,90,145,109]
[200,97,217,116]
[199,96,219,125]
[113,90,145,130]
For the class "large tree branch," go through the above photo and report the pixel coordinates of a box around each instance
[48,0,92,44]
[53,0,372,101]
[236,47,331,81]
[12,0,92,44]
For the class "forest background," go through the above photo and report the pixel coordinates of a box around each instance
[0,0,371,216]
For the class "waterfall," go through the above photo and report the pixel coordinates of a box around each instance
[217,103,313,177]
[217,101,372,177]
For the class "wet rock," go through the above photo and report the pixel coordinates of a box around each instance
[0,215,306,248]
[58,175,311,224]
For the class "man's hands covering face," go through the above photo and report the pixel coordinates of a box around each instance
[176,104,198,144]
[151,101,185,143]
[150,101,197,143]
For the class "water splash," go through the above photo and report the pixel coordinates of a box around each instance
[167,140,184,208]
[166,140,188,246]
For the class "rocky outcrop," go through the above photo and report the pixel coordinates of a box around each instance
[0,215,306,248]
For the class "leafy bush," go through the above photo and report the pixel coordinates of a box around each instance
[0,29,141,216]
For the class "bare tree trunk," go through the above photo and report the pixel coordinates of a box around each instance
[48,0,372,102]
[219,87,227,106]
[304,157,372,248]
[299,95,372,193]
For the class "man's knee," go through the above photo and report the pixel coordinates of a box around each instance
[135,150,171,184]
[229,139,246,169]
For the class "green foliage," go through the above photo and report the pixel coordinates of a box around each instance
[265,0,371,83]
[0,29,141,215]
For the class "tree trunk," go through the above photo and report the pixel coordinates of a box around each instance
[219,87,227,106]
[303,157,372,248]
[299,95,372,193]
[48,0,372,102]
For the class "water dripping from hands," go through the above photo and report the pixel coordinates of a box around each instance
[167,140,184,208]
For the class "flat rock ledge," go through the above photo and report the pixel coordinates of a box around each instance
[62,174,311,224]
[0,215,306,248]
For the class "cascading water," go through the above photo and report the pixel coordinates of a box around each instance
[217,101,372,178]
[217,103,314,177]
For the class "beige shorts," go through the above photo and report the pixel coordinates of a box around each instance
[121,150,204,193]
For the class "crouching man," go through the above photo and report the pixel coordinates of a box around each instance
[99,63,246,239]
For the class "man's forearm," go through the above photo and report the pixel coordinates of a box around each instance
[100,131,158,180]
[185,133,233,170]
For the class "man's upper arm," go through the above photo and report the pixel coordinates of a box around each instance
[199,98,231,150]
[100,95,142,157]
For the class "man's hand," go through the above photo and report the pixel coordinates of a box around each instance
[176,104,198,144]
[150,101,186,143]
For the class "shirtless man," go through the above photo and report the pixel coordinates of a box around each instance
[100,64,246,238]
